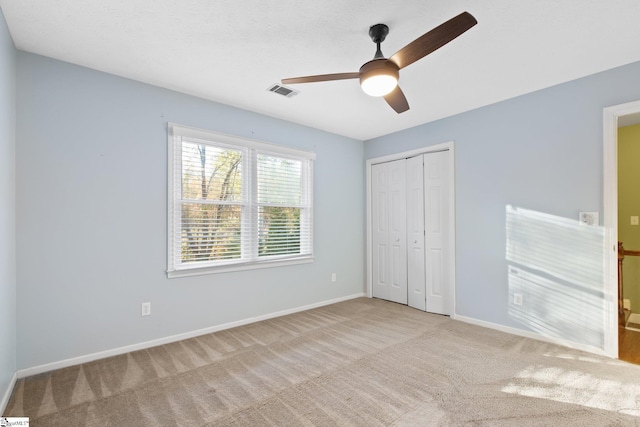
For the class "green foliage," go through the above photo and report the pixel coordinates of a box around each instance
[180,143,304,264]
[181,143,242,262]
[259,206,301,256]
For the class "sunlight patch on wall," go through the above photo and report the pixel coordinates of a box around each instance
[506,205,605,348]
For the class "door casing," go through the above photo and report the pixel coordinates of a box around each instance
[603,100,640,358]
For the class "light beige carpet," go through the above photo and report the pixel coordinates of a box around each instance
[4,297,640,426]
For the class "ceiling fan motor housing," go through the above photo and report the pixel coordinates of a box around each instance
[359,59,399,96]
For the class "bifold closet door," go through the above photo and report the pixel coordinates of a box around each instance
[371,159,407,304]
[371,151,450,313]
[424,150,450,315]
[407,155,426,311]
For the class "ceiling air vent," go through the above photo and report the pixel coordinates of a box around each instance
[268,83,298,98]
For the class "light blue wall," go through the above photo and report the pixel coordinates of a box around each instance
[365,60,640,350]
[13,38,640,370]
[16,52,364,370]
[0,7,16,410]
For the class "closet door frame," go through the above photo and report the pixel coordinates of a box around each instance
[365,141,456,314]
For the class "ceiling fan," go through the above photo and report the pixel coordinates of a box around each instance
[281,11,477,114]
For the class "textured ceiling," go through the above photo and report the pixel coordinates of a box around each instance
[2,0,640,140]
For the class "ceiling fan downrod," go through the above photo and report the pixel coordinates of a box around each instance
[369,23,389,59]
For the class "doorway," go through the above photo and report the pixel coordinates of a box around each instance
[618,124,640,334]
[603,100,640,360]
[366,141,455,315]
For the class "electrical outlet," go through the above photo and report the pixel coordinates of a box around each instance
[513,293,523,306]
[141,302,151,316]
[331,273,337,282]
[579,212,599,226]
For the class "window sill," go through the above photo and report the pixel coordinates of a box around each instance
[167,256,314,278]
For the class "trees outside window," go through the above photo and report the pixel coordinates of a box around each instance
[168,124,314,277]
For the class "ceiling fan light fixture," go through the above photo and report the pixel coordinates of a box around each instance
[361,74,397,97]
[359,59,399,97]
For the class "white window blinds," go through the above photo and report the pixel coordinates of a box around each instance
[168,124,314,276]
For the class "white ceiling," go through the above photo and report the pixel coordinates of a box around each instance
[2,0,640,140]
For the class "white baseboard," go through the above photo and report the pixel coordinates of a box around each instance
[17,293,366,378]
[452,314,607,357]
[629,312,640,324]
[1,371,18,415]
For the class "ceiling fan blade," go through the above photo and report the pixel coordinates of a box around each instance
[282,72,360,85]
[384,86,409,114]
[389,11,477,70]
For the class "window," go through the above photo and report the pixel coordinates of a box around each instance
[168,124,314,277]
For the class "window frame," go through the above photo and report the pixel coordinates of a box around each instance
[167,123,315,278]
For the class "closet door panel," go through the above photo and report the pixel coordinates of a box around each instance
[388,159,407,304]
[371,163,390,300]
[407,155,426,311]
[424,151,450,315]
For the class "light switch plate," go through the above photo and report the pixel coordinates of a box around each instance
[631,216,639,226]
[579,212,599,226]
[141,302,151,316]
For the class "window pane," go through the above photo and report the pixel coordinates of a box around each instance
[258,206,301,256]
[181,203,242,262]
[182,141,242,202]
[169,124,314,275]
[257,154,302,205]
